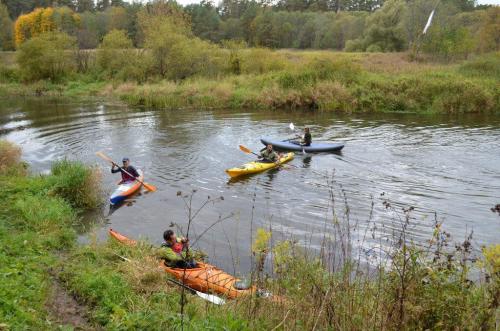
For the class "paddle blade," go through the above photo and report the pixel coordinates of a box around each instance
[143,182,157,192]
[289,123,295,131]
[96,151,114,164]
[195,291,226,305]
[238,145,252,154]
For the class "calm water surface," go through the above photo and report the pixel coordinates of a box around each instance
[1,98,499,273]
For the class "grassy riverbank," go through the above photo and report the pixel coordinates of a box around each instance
[0,140,499,329]
[1,51,499,113]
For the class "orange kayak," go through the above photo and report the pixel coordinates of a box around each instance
[108,229,256,299]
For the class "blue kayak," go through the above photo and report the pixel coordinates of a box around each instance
[260,137,344,153]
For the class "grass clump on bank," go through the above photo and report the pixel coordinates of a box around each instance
[110,54,499,113]
[0,140,102,329]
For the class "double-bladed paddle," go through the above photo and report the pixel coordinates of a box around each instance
[239,145,264,158]
[283,123,301,142]
[284,123,306,154]
[96,151,157,192]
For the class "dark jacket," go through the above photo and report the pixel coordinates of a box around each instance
[303,132,312,146]
[112,165,139,182]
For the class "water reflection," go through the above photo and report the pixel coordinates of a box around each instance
[303,155,312,167]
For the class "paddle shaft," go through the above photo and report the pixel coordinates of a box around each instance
[283,135,301,142]
[112,163,143,184]
[167,277,200,294]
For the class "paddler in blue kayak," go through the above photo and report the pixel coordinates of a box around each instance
[292,127,312,146]
[302,127,312,146]
[160,230,197,268]
[111,157,140,183]
[259,144,280,163]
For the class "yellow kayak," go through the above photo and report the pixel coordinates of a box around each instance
[225,152,294,178]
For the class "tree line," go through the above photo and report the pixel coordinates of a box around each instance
[0,0,498,58]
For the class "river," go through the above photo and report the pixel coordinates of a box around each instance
[1,98,499,274]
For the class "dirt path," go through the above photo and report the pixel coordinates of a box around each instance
[46,277,95,330]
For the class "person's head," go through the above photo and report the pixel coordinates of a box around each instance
[122,157,130,167]
[266,144,273,151]
[163,229,175,243]
[304,127,310,133]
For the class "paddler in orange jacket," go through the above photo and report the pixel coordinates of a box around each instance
[160,230,197,268]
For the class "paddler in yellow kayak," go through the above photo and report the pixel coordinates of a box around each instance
[259,144,281,163]
[111,157,140,183]
[159,230,198,268]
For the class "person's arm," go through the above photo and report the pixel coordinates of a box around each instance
[158,246,183,262]
[111,164,120,173]
[128,166,140,178]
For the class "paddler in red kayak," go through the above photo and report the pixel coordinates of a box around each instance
[111,157,140,183]
[160,230,198,268]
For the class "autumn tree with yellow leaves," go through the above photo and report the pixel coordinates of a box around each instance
[14,7,80,48]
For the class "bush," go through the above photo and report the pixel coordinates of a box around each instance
[16,31,77,82]
[344,39,365,51]
[423,26,476,61]
[97,30,135,79]
[49,159,102,210]
[366,44,383,52]
[0,140,23,175]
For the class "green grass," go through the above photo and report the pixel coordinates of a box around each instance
[0,144,102,329]
[0,140,499,330]
[1,51,498,113]
[0,177,76,329]
[104,51,499,113]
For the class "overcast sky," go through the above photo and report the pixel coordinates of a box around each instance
[476,0,500,4]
